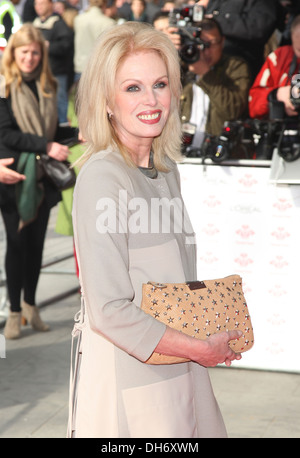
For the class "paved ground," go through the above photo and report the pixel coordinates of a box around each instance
[0,208,299,439]
[1,288,300,439]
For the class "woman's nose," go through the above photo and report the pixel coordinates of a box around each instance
[143,88,157,106]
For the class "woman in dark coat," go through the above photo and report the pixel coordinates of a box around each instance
[0,23,77,339]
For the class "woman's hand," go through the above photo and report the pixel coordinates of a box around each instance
[154,327,242,367]
[46,142,70,161]
[0,158,26,184]
[194,331,242,367]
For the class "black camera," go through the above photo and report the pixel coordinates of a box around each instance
[182,121,242,162]
[290,74,300,109]
[201,121,257,162]
[200,133,230,162]
[251,117,300,161]
[182,116,300,163]
[182,130,233,162]
[169,4,204,25]
[169,5,207,63]
[182,120,257,162]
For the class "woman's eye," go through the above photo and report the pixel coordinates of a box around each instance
[155,81,167,89]
[126,85,139,92]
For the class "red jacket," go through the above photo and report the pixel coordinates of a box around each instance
[249,46,300,118]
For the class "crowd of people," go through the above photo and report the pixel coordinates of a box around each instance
[0,0,300,439]
[0,0,299,134]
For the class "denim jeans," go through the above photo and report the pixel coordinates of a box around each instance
[56,74,69,124]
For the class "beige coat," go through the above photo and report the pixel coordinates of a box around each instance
[73,6,115,74]
[68,149,227,438]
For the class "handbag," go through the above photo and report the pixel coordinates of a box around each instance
[36,154,76,191]
[141,274,254,364]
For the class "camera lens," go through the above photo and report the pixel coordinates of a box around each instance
[180,43,200,63]
[211,136,229,163]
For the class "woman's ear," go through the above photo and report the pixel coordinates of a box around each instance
[107,104,114,120]
[106,104,112,116]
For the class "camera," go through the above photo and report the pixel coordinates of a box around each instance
[200,133,230,162]
[182,120,257,162]
[169,5,207,63]
[169,4,204,26]
[290,74,300,109]
[252,117,300,162]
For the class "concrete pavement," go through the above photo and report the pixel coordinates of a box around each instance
[1,286,300,438]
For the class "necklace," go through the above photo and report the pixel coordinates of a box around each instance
[138,151,158,179]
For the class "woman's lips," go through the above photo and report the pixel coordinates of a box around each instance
[137,111,162,124]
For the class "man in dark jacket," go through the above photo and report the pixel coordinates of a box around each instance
[196,0,286,82]
[33,0,74,123]
[180,18,251,151]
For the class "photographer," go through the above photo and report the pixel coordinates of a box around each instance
[180,18,251,149]
[249,15,300,120]
[196,0,285,82]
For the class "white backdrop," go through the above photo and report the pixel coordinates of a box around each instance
[178,162,300,373]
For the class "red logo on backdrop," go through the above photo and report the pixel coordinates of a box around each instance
[234,253,253,267]
[271,227,290,241]
[270,256,289,269]
[268,284,287,298]
[236,224,255,239]
[203,195,221,208]
[202,224,220,236]
[238,174,258,188]
[273,198,292,213]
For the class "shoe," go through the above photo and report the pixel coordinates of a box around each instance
[21,301,50,332]
[4,312,21,339]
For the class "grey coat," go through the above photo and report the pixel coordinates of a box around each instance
[68,148,227,438]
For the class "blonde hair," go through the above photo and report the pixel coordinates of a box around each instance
[89,0,106,8]
[76,21,182,171]
[2,23,57,98]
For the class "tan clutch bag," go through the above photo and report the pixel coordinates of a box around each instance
[141,274,254,364]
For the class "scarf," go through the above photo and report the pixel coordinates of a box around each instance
[10,68,57,141]
[11,68,57,229]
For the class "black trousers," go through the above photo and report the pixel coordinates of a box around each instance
[0,198,50,312]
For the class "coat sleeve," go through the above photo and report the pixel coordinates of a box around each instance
[248,48,290,119]
[0,98,47,157]
[72,156,166,362]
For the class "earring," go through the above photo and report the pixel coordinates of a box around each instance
[108,112,113,120]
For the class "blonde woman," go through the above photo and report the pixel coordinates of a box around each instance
[0,23,78,339]
[68,22,242,438]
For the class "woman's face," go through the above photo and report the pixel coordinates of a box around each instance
[108,50,171,154]
[131,0,145,17]
[14,41,42,74]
